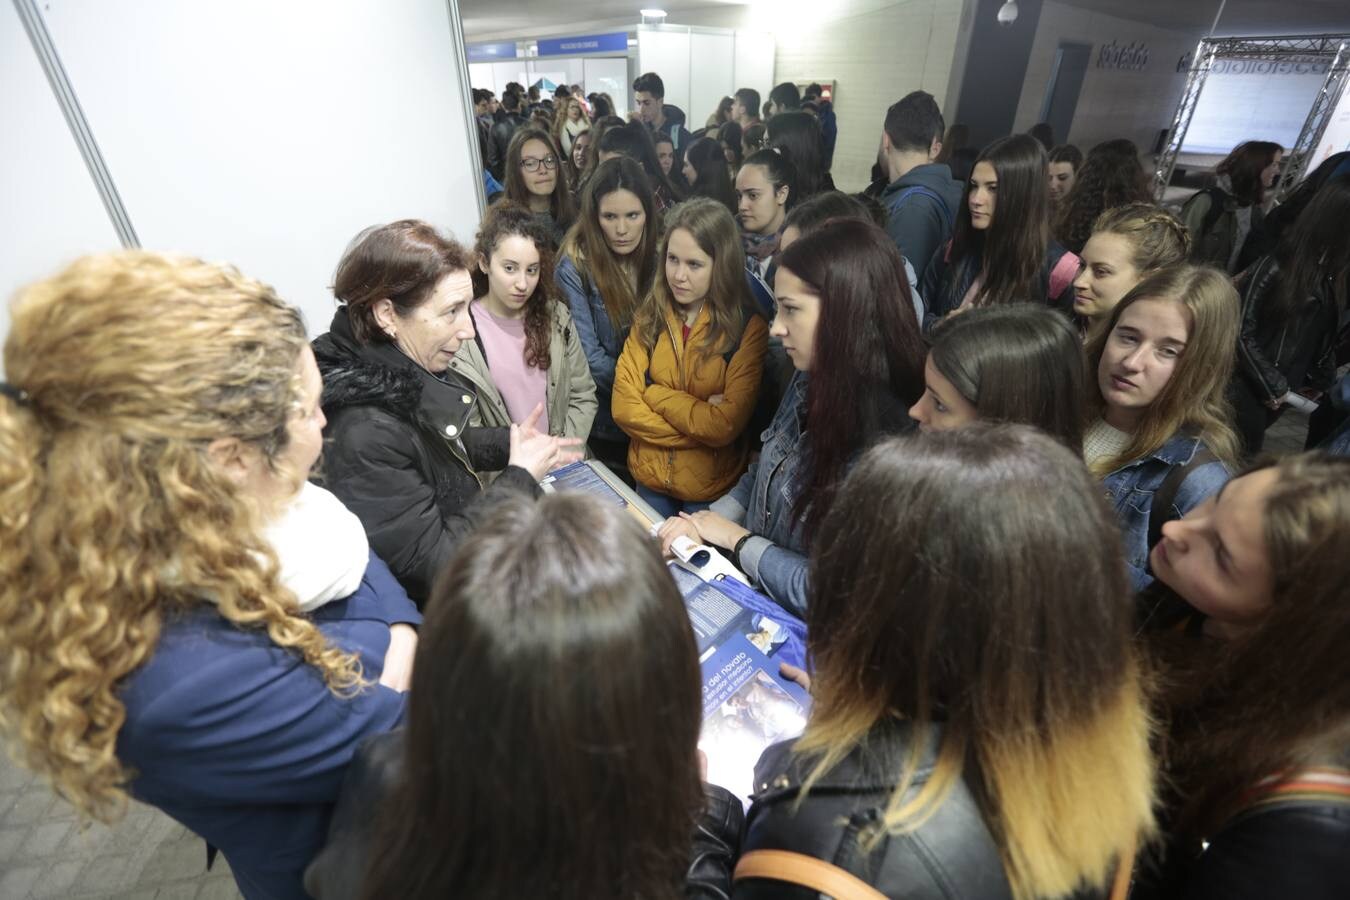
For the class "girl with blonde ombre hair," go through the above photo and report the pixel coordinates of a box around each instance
[0,252,420,900]
[733,425,1155,900]
[613,197,768,516]
[1084,263,1240,590]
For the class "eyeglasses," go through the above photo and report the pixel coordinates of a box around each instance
[520,155,558,173]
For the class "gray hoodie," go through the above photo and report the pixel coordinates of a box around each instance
[880,163,964,283]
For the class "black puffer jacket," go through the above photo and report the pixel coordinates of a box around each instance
[1234,255,1342,404]
[304,730,744,899]
[313,309,539,606]
[734,720,1016,900]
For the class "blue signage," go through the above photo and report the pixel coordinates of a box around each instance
[537,32,629,56]
[467,42,518,61]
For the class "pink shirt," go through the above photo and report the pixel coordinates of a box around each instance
[473,300,549,433]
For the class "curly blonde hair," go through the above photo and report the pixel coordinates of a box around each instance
[0,252,364,823]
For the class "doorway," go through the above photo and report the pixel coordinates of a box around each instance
[1040,42,1092,145]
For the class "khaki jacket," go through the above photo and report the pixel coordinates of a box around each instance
[449,301,598,440]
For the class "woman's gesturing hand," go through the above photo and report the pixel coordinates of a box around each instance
[509,403,585,479]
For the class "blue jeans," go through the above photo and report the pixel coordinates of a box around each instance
[636,484,713,519]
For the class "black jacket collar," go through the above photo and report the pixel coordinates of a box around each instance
[313,307,478,439]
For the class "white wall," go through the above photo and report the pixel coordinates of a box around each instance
[1013,0,1199,155]
[774,0,966,191]
[0,1,122,364]
[3,0,483,348]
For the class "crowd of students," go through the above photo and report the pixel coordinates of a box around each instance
[0,66,1348,900]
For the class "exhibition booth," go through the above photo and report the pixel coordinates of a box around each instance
[466,23,776,134]
[1155,32,1350,199]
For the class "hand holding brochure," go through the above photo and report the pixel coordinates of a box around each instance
[668,564,811,802]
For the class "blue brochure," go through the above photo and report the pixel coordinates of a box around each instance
[668,564,811,801]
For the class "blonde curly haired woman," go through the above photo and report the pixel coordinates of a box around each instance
[0,252,420,900]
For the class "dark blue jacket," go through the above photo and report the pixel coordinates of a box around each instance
[116,551,419,900]
[880,163,962,284]
[1102,435,1230,590]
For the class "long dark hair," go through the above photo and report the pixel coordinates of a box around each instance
[1216,140,1282,206]
[683,137,737,213]
[717,120,744,169]
[800,425,1154,899]
[504,127,576,227]
[1150,452,1350,837]
[1238,151,1350,267]
[559,157,659,331]
[598,122,685,203]
[767,111,829,200]
[472,202,559,370]
[928,305,1087,453]
[776,218,926,539]
[360,493,703,900]
[1266,175,1350,326]
[951,134,1053,308]
[1054,139,1152,253]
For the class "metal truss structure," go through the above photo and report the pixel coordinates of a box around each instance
[1154,33,1350,201]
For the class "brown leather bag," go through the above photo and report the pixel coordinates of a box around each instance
[733,839,1138,900]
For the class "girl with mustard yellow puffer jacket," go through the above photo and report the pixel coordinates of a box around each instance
[613,198,769,517]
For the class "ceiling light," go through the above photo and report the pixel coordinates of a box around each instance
[640,8,667,17]
[996,0,1019,26]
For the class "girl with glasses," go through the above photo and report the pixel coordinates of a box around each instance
[504,127,575,248]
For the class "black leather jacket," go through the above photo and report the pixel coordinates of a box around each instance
[1234,255,1341,404]
[304,730,744,899]
[733,721,1015,900]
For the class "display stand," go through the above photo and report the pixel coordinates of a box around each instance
[542,459,809,802]
[1154,33,1350,201]
[541,459,749,585]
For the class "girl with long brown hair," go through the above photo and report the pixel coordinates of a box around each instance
[0,252,420,900]
[1136,452,1350,899]
[613,198,769,516]
[304,493,743,900]
[920,134,1081,329]
[659,218,926,617]
[503,126,575,246]
[449,201,597,441]
[1084,264,1240,590]
[555,156,660,471]
[1181,139,1283,272]
[732,425,1154,899]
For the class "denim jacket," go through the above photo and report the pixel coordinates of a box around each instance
[555,253,628,442]
[711,371,810,616]
[1103,434,1231,590]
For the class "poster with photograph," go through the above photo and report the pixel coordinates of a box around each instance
[668,565,811,801]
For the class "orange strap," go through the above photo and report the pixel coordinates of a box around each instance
[734,849,887,900]
[1109,835,1137,900]
[736,841,1139,900]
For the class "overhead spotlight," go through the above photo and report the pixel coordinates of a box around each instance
[640,8,668,22]
[996,0,1019,26]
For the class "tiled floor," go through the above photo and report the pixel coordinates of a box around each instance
[0,411,1317,900]
[0,755,239,900]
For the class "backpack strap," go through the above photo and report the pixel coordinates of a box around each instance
[1048,250,1082,302]
[892,185,953,232]
[734,850,887,900]
[1225,768,1350,830]
[1147,446,1218,551]
[1188,187,1230,242]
